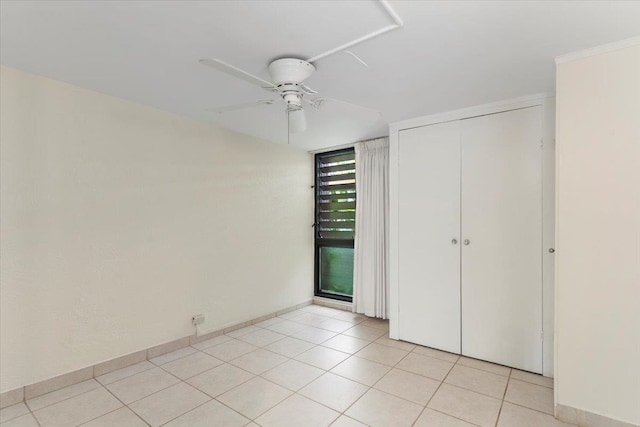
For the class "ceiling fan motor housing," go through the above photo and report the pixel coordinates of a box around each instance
[268,58,315,85]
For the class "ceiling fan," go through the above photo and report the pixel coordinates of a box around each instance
[199,57,378,135]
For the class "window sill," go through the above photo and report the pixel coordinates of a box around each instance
[312,296,353,312]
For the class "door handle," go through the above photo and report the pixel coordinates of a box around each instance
[463,239,470,246]
[451,239,458,245]
[548,248,555,253]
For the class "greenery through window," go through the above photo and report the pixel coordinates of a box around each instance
[315,148,356,301]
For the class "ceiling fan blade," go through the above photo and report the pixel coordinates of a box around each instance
[199,59,276,89]
[206,99,280,114]
[306,96,380,116]
[288,108,307,133]
[299,83,318,95]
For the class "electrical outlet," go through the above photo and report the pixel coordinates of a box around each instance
[192,314,205,325]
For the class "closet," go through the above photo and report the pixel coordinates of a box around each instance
[389,97,554,375]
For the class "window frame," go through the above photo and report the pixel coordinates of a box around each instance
[314,147,355,302]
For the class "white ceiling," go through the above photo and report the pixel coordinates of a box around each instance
[1,1,639,151]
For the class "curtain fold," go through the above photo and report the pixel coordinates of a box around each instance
[353,137,389,319]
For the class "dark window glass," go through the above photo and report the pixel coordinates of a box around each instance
[319,246,354,297]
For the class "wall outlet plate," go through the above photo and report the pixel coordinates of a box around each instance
[192,314,205,325]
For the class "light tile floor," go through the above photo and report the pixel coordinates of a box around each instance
[0,305,574,427]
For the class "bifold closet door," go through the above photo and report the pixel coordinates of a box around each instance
[461,106,543,373]
[398,121,461,354]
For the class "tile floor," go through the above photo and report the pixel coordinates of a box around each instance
[0,305,574,427]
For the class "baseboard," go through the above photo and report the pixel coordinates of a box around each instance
[0,299,313,408]
[0,387,24,409]
[556,404,639,427]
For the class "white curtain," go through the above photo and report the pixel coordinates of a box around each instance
[353,137,389,318]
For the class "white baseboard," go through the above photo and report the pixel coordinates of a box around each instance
[556,404,639,427]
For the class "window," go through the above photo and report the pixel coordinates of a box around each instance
[315,148,356,301]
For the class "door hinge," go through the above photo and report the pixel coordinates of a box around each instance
[541,330,544,340]
[540,138,544,150]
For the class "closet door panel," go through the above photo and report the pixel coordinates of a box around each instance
[461,107,543,373]
[398,121,461,354]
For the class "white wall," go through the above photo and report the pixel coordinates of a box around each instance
[0,67,314,393]
[555,43,640,425]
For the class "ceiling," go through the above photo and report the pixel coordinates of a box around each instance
[1,1,639,151]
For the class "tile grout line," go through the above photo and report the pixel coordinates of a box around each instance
[88,404,149,426]
[428,407,486,427]
[190,363,258,424]
[321,334,409,424]
[290,385,357,424]
[362,346,439,421]
[155,393,213,427]
[0,402,34,425]
[107,368,184,408]
[329,414,371,427]
[494,367,513,427]
[83,383,150,426]
[25,400,43,427]
[24,380,103,413]
[506,400,559,418]
[410,353,459,426]
[237,377,292,423]
[147,353,275,426]
[97,361,157,386]
[329,375,372,424]
[187,331,311,424]
[440,363,510,400]
[155,350,226,382]
[148,347,200,367]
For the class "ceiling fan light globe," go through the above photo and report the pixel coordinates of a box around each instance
[289,108,307,133]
